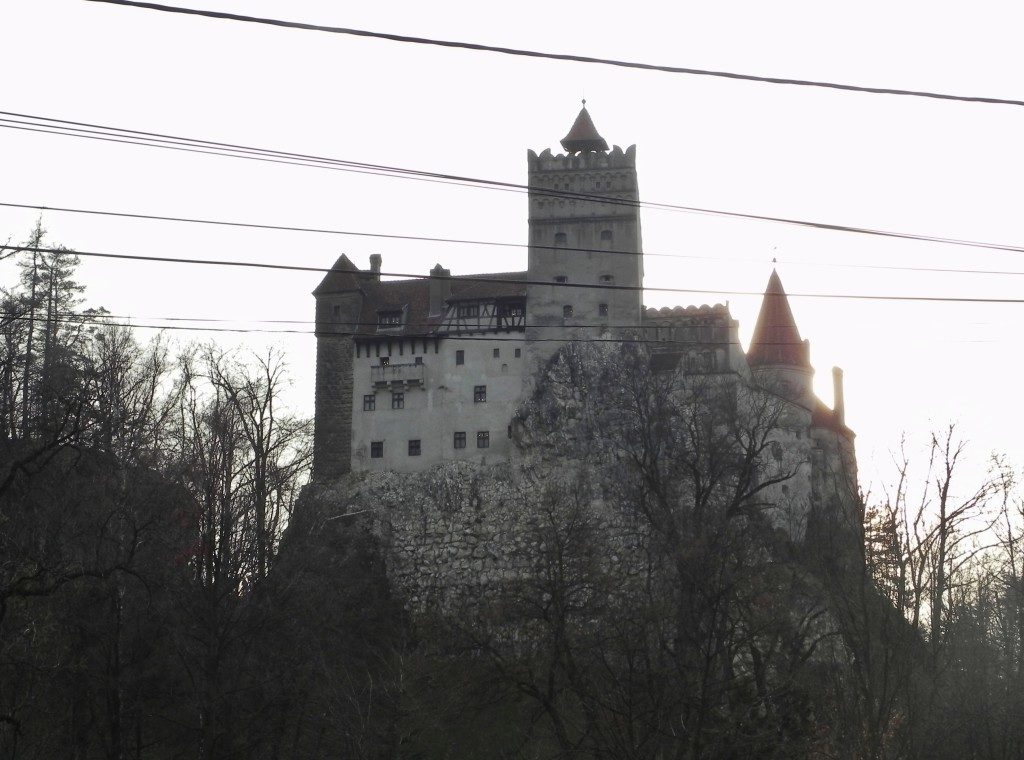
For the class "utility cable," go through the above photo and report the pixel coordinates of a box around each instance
[84,0,1024,108]
[4,112,1024,258]
[7,245,1024,305]
[5,201,1024,277]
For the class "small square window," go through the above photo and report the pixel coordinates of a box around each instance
[408,439,421,456]
[477,431,490,449]
[370,441,383,458]
[392,392,404,409]
[453,432,466,449]
[493,348,500,358]
[380,356,390,367]
[474,385,487,403]
[554,232,567,245]
[456,350,465,366]
[363,394,375,411]
[600,230,613,241]
[599,274,614,283]
[554,275,568,283]
[515,348,521,358]
[563,305,573,318]
[414,356,423,365]
[598,303,609,317]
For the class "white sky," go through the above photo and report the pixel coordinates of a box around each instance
[2,0,1022,491]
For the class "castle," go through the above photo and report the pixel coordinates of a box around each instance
[311,103,856,518]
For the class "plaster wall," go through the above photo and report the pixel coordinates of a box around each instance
[350,337,527,472]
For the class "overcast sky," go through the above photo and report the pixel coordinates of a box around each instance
[3,0,1022,489]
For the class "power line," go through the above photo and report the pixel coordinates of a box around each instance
[5,201,1024,278]
[85,0,1024,109]
[5,111,1024,258]
[22,311,998,345]
[7,245,1024,305]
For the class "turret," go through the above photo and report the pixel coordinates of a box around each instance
[525,101,644,367]
[312,254,365,481]
[747,270,814,407]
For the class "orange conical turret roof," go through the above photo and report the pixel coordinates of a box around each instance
[747,270,810,367]
[560,101,609,153]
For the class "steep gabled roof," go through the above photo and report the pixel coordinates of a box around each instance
[560,103,609,153]
[312,254,362,296]
[747,270,810,368]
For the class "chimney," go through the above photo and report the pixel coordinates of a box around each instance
[368,254,382,281]
[832,366,845,426]
[428,263,451,316]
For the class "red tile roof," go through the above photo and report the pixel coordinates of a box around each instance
[747,270,810,368]
[560,105,610,153]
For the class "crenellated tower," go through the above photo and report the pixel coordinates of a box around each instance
[525,102,644,366]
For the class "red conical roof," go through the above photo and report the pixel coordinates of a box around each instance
[560,103,609,153]
[747,270,810,367]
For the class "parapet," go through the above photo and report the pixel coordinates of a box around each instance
[527,144,636,172]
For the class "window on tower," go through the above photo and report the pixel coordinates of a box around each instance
[598,303,609,317]
[600,229,613,241]
[554,275,568,283]
[554,232,567,245]
[563,305,573,318]
[600,274,614,284]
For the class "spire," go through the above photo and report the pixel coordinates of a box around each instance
[747,270,811,367]
[560,100,609,153]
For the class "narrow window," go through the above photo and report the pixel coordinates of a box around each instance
[600,229,613,241]
[391,392,404,409]
[598,303,609,317]
[453,432,466,449]
[455,350,465,366]
[332,304,341,319]
[370,441,383,458]
[514,348,521,358]
[477,431,490,449]
[474,385,487,403]
[563,305,573,318]
[363,394,375,411]
[554,232,567,245]
[408,439,421,457]
[493,348,500,358]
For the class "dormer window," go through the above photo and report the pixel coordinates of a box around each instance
[378,310,402,326]
[554,275,568,283]
[456,302,480,318]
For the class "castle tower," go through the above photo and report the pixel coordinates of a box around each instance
[312,254,365,481]
[525,102,643,365]
[747,270,814,407]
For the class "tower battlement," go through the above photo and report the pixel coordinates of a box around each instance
[527,144,637,172]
